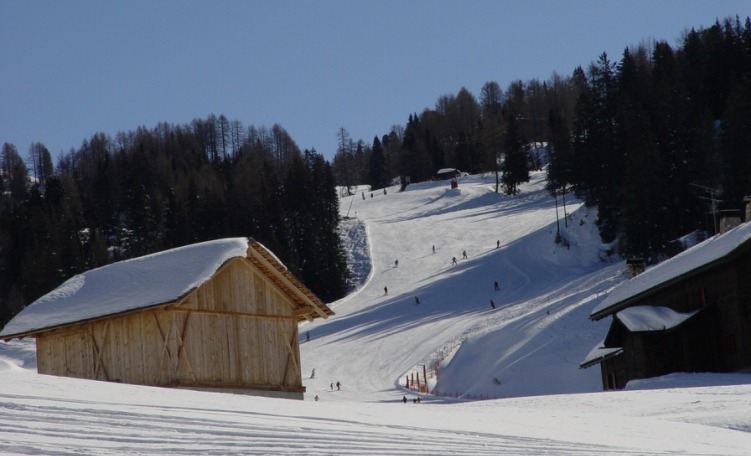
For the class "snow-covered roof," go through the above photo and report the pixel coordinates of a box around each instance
[581,306,700,369]
[436,168,459,174]
[579,341,623,369]
[1,238,314,339]
[616,306,699,332]
[592,222,751,319]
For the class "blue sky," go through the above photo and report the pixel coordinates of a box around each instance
[2,1,748,162]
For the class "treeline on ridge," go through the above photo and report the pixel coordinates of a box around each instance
[332,16,751,261]
[0,120,349,325]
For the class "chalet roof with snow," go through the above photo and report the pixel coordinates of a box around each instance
[579,341,623,369]
[435,168,461,179]
[580,306,701,369]
[615,306,700,332]
[591,222,751,320]
[436,168,459,174]
[1,237,333,340]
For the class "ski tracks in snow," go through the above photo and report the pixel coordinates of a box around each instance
[0,388,616,455]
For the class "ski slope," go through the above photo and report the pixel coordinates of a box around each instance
[2,171,751,455]
[301,171,621,401]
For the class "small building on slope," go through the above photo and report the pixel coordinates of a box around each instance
[0,238,333,399]
[580,223,751,390]
[435,168,461,180]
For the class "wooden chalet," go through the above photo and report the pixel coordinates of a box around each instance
[581,222,751,390]
[0,238,333,399]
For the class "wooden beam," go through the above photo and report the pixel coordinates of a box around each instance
[162,380,306,393]
[175,310,196,382]
[297,313,314,322]
[90,321,111,381]
[245,247,330,320]
[246,247,315,309]
[281,329,300,386]
[233,315,242,385]
[170,307,298,321]
[152,311,174,384]
[174,287,197,308]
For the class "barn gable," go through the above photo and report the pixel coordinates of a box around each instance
[1,238,333,399]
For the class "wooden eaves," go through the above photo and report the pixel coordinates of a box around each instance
[590,237,751,321]
[245,240,334,322]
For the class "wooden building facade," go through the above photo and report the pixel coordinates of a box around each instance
[581,223,751,390]
[1,238,333,399]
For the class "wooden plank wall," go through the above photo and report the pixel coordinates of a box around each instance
[36,258,304,392]
[187,258,295,317]
[177,312,299,388]
[37,330,92,379]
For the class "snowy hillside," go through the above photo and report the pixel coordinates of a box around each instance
[2,170,751,455]
[302,171,622,400]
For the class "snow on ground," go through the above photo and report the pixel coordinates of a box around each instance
[302,172,620,401]
[2,171,750,454]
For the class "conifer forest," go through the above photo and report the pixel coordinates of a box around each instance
[1,17,750,325]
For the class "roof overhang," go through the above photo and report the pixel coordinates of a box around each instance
[245,240,334,322]
[591,234,751,321]
[1,298,181,342]
[615,306,700,333]
[579,343,623,369]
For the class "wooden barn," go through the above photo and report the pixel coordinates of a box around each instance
[581,222,751,390]
[0,238,333,399]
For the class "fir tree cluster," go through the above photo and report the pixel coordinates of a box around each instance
[334,17,750,262]
[0,118,349,325]
[556,17,751,261]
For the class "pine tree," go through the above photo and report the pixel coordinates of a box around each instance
[546,108,573,194]
[368,136,390,190]
[306,151,349,301]
[501,113,530,195]
[1,143,29,202]
[570,53,621,243]
[333,127,355,195]
[719,78,751,218]
[284,151,349,302]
